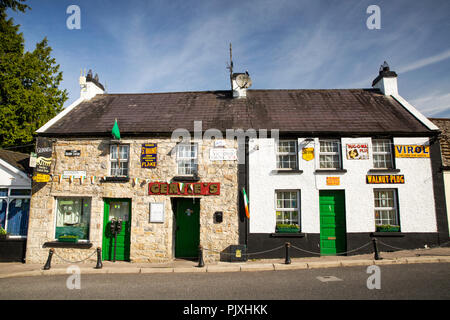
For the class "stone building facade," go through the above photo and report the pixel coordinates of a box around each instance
[26,137,239,264]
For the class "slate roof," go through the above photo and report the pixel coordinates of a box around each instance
[0,149,32,175]
[429,118,450,167]
[41,89,432,136]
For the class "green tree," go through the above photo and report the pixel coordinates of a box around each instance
[0,2,67,151]
[0,0,30,13]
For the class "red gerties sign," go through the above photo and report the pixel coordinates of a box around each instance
[149,182,220,196]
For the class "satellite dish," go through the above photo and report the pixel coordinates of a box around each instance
[235,73,252,88]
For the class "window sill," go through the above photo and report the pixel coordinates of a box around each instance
[370,232,405,238]
[172,175,200,182]
[314,169,347,174]
[43,241,93,249]
[270,233,306,238]
[368,169,400,173]
[271,169,303,174]
[101,176,130,183]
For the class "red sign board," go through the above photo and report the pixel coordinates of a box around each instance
[149,182,220,196]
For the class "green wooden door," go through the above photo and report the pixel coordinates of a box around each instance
[319,191,346,255]
[175,198,200,258]
[102,199,131,261]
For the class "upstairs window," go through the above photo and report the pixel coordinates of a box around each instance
[177,143,198,176]
[276,140,298,169]
[110,145,129,176]
[372,139,394,169]
[319,139,341,169]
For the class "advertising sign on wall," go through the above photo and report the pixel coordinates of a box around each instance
[394,145,430,158]
[35,137,52,174]
[346,144,369,160]
[366,175,405,184]
[149,182,220,196]
[326,177,340,186]
[302,148,314,161]
[141,143,157,168]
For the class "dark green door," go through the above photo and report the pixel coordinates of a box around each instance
[102,199,131,261]
[175,198,200,258]
[319,190,346,255]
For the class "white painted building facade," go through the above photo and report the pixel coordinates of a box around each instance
[248,136,436,235]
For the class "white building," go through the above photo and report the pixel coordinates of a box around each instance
[0,149,32,262]
[245,63,448,257]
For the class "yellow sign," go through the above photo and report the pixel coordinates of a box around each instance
[395,145,429,158]
[235,249,241,258]
[366,175,404,184]
[33,173,50,183]
[326,177,340,186]
[302,148,314,161]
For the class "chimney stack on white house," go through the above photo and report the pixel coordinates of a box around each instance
[372,61,398,96]
[79,69,105,100]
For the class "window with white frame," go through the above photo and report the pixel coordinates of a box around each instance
[372,139,394,169]
[275,190,300,228]
[374,189,399,227]
[0,188,31,237]
[55,197,91,240]
[110,145,129,176]
[177,143,198,175]
[319,139,341,169]
[276,140,298,169]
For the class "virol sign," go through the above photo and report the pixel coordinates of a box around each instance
[395,145,429,158]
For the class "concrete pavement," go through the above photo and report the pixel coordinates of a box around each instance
[1,246,449,279]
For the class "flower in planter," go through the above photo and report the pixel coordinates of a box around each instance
[0,227,10,239]
[276,224,300,233]
[376,224,400,232]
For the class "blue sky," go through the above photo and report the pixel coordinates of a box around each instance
[8,0,450,117]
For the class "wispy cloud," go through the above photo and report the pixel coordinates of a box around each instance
[398,49,450,74]
[410,91,450,117]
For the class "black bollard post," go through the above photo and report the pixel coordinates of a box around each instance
[198,245,205,268]
[43,248,54,270]
[95,247,103,269]
[113,231,117,263]
[372,238,381,260]
[285,242,291,264]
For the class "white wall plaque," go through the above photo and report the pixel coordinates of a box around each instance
[62,170,86,178]
[149,202,165,223]
[209,148,237,161]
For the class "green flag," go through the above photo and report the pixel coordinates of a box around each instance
[112,119,121,140]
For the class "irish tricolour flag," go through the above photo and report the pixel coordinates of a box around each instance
[242,188,250,219]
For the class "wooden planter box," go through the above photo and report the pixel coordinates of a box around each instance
[276,227,300,233]
[376,225,400,232]
[58,236,79,243]
[0,238,27,262]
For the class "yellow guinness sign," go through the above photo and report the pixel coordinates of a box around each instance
[302,148,314,161]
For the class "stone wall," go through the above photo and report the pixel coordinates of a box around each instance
[26,138,239,264]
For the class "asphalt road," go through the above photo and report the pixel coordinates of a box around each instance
[1,263,449,300]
